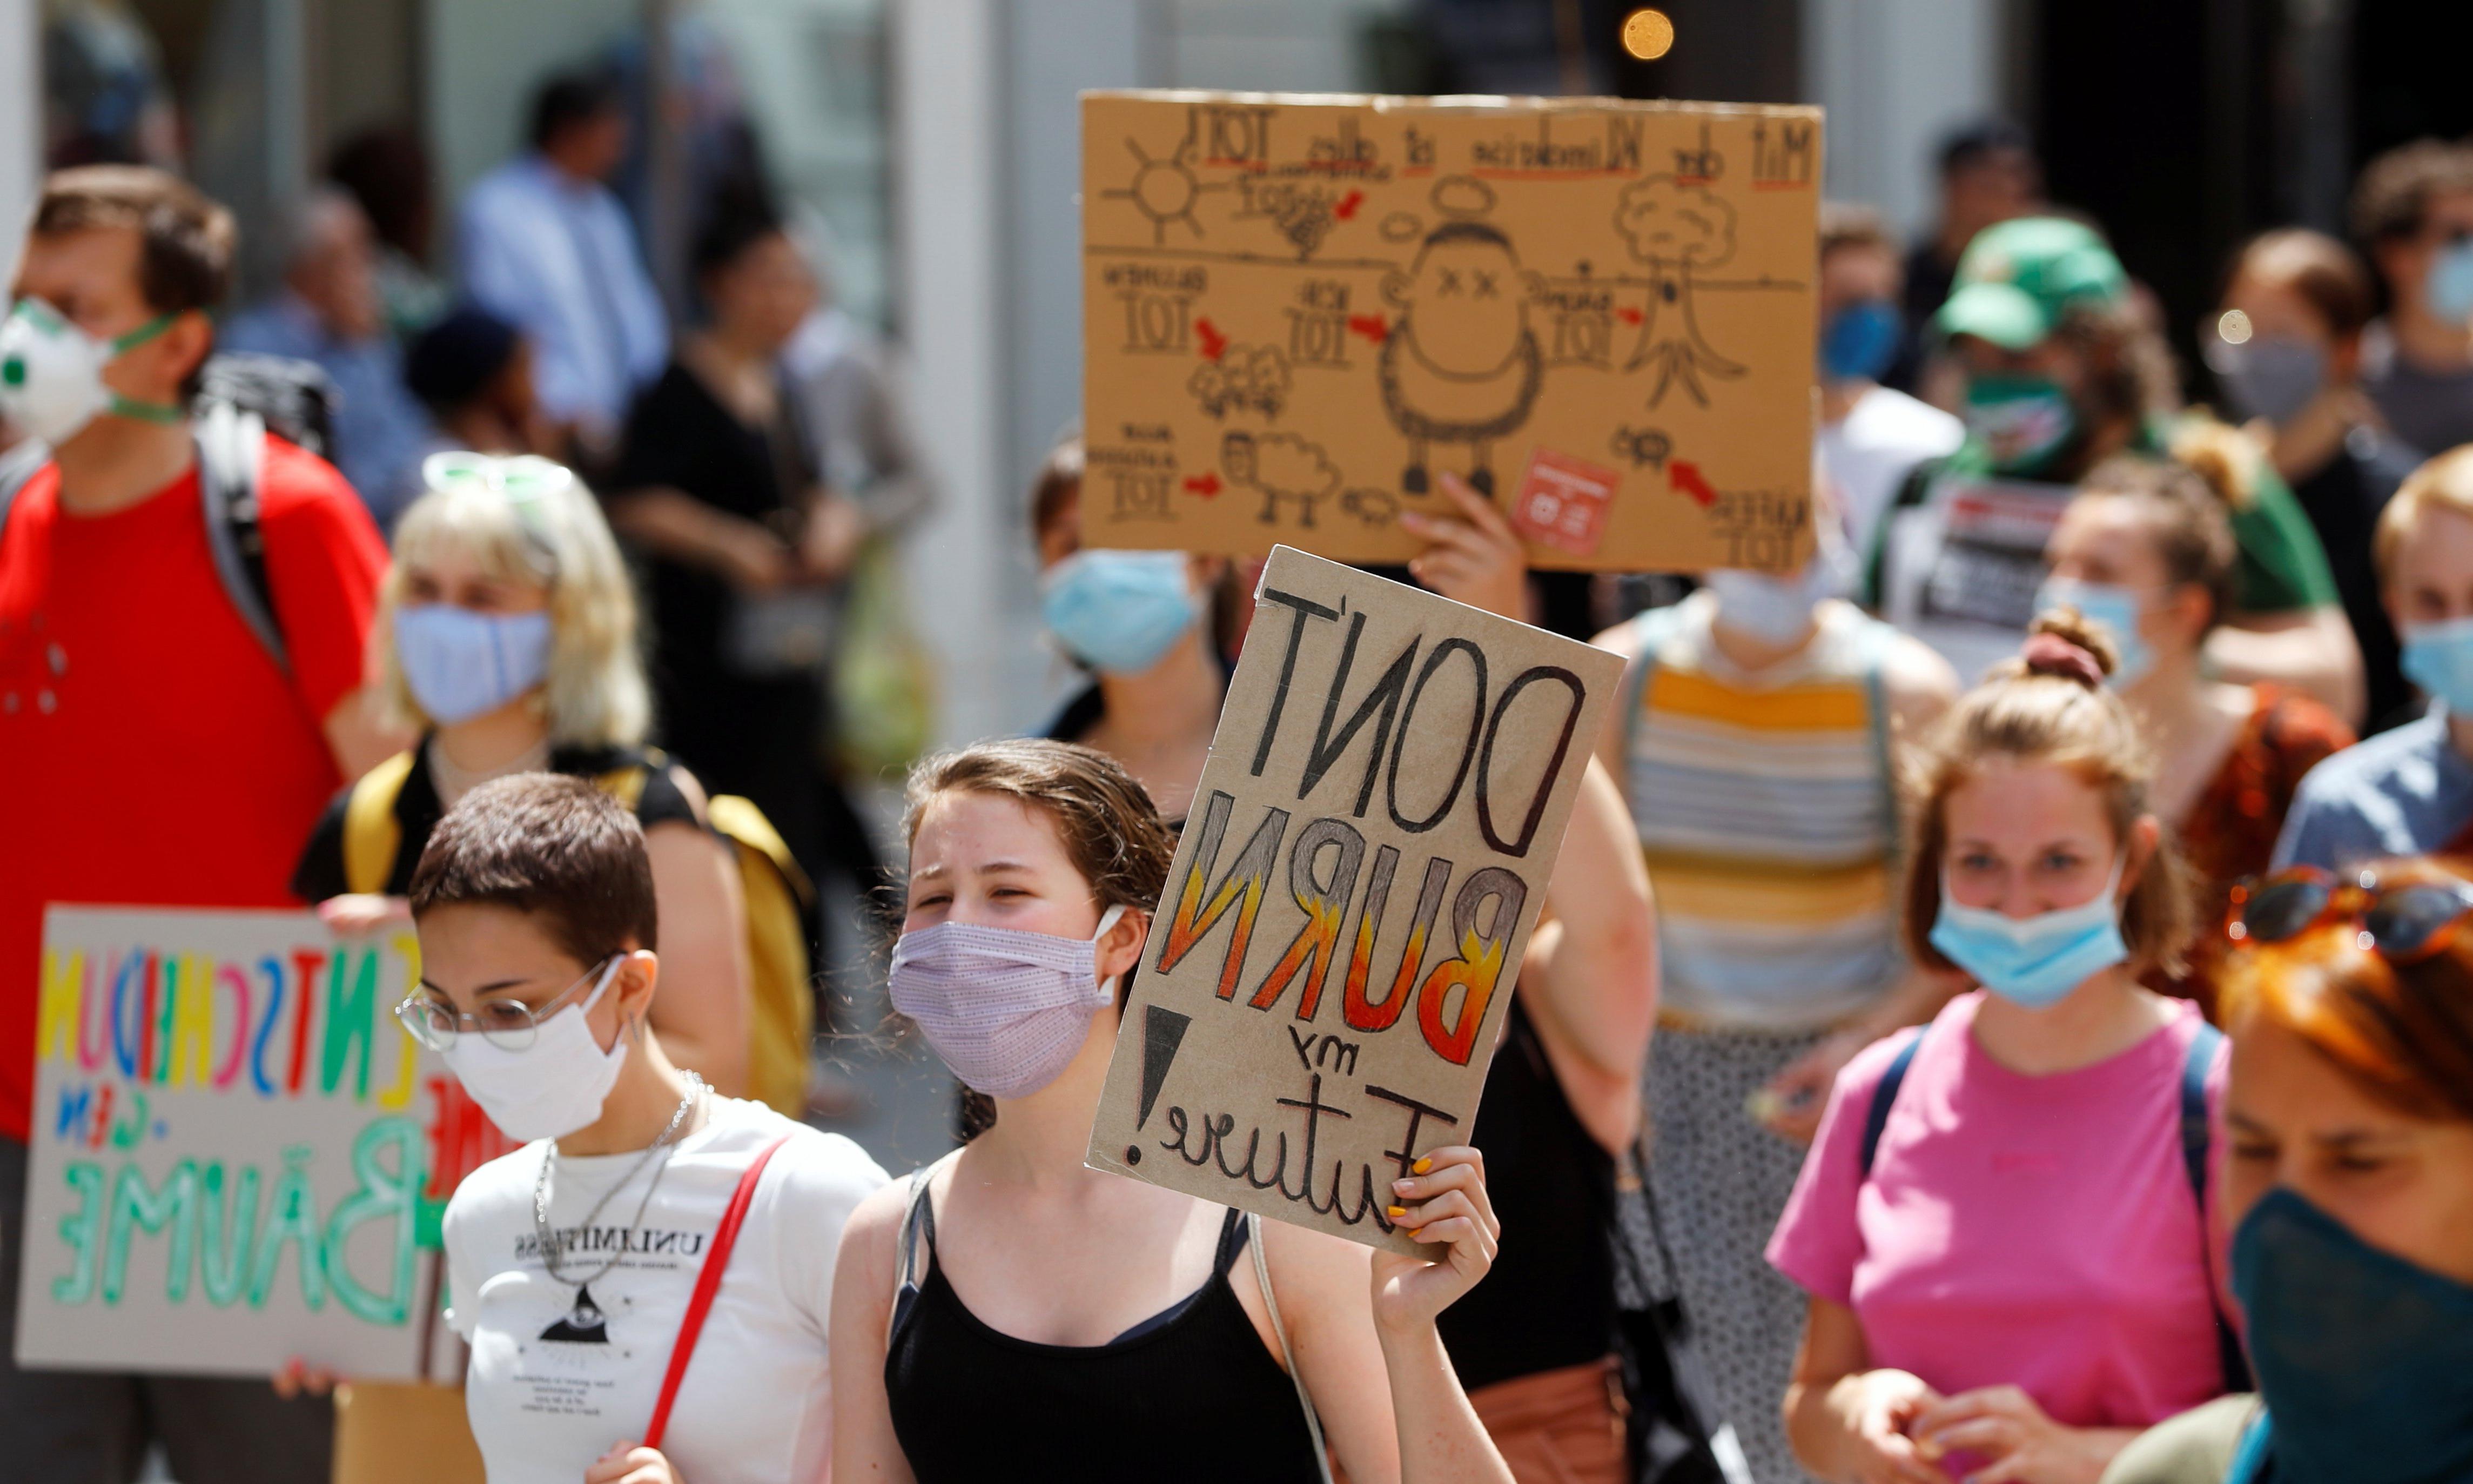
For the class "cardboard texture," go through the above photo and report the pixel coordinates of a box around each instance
[15,908,506,1379]
[1081,90,1822,572]
[335,1382,488,1484]
[1086,547,1624,1252]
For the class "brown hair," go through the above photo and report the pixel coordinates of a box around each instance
[1028,435,1085,543]
[2227,229,2378,340]
[2219,858,2473,1124]
[2049,299,2181,446]
[409,773,659,966]
[1901,610,2197,978]
[2350,138,2473,248]
[1818,201,1898,260]
[2374,446,2473,585]
[903,738,1174,918]
[33,166,236,318]
[2075,455,2239,634]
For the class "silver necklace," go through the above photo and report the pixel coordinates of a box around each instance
[532,1072,706,1289]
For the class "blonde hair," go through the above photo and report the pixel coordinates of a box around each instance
[2375,445,2473,585]
[1901,609,2197,978]
[374,461,651,748]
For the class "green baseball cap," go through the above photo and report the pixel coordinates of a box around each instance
[1934,217,2128,351]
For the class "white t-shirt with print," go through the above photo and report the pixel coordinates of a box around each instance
[444,1097,888,1484]
[1818,384,1964,559]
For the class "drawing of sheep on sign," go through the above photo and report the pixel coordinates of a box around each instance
[1376,177,1544,500]
[1615,173,1747,407]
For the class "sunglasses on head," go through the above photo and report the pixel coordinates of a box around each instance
[2226,867,2473,963]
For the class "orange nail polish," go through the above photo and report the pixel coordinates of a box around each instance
[1412,1157,1432,1174]
[1387,1205,1408,1218]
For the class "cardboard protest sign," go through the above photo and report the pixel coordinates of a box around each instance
[1081,90,1822,572]
[1086,547,1623,1251]
[16,908,514,1379]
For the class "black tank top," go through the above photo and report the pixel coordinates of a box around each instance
[1435,997,1621,1392]
[884,1189,1325,1482]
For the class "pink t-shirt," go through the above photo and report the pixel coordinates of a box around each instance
[1766,992,2230,1431]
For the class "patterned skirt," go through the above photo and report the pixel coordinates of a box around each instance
[1644,1022,1829,1484]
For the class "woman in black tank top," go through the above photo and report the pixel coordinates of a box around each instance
[828,741,1518,1484]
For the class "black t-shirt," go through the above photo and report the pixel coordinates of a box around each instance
[607,361,815,670]
[291,737,705,901]
[2289,432,2414,732]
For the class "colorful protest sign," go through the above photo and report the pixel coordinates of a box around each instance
[1081,90,1822,572]
[1086,547,1624,1251]
[15,907,513,1379]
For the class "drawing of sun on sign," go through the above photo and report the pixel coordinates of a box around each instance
[1101,123,1233,246]
[1612,174,1747,408]
[1378,178,1544,499]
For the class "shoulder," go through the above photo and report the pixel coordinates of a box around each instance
[1832,1021,1931,1115]
[707,1099,889,1203]
[461,163,537,219]
[636,755,712,833]
[442,1140,547,1238]
[254,439,382,541]
[1872,621,1961,711]
[1590,617,1644,662]
[2293,713,2442,803]
[2252,684,2355,760]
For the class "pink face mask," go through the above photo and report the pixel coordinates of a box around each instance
[888,905,1126,1099]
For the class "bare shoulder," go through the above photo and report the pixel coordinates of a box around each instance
[834,1175,916,1291]
[1879,630,1960,719]
[1590,619,1643,661]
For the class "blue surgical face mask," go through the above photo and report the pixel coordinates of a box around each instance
[1040,549,1199,676]
[2231,1187,2473,1484]
[394,603,554,726]
[2427,238,2473,325]
[2036,576,2155,687]
[1708,539,1853,646]
[1928,855,2128,1009]
[1819,299,1903,384]
[2402,615,2473,715]
[1964,371,2079,476]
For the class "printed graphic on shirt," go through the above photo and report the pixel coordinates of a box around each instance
[483,1218,709,1425]
[540,1284,611,1344]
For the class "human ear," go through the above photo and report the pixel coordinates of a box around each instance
[613,949,660,1033]
[2120,815,2163,900]
[1097,908,1150,983]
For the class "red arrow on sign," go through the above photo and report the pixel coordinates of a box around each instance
[1669,459,1716,507]
[1183,473,1222,498]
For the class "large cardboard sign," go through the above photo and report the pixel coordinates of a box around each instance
[16,908,513,1379]
[1086,547,1624,1251]
[1081,90,1822,572]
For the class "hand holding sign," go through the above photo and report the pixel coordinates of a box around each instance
[1401,473,1529,621]
[1373,1144,1500,1333]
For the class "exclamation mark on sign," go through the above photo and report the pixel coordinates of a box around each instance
[1124,1005,1192,1165]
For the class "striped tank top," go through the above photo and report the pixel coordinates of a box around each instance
[1622,593,1903,1030]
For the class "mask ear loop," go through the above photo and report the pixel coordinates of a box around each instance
[1092,903,1130,1000]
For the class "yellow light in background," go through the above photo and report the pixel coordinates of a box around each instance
[2217,309,2253,345]
[1621,8,1675,61]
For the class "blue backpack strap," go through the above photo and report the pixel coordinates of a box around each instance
[2227,1408,2273,1484]
[2183,1023,2254,1392]
[1859,1030,1923,1177]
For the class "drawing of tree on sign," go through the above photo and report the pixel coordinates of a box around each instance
[1613,174,1746,407]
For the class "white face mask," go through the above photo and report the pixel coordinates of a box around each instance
[1706,536,1853,646]
[439,957,630,1142]
[888,904,1126,1100]
[0,298,183,445]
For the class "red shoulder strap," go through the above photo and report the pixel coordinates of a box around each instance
[642,1132,794,1451]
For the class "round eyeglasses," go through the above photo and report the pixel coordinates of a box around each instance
[394,956,617,1052]
[2226,867,2473,964]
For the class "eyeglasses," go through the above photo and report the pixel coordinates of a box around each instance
[2226,868,2473,963]
[394,956,616,1052]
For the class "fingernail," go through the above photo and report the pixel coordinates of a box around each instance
[1412,1157,1432,1174]
[1386,1204,1408,1218]
[1393,1178,1415,1193]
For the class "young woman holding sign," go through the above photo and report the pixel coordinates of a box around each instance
[407,775,884,1484]
[1766,612,2241,1484]
[829,738,1517,1484]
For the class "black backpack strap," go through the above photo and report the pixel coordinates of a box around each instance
[194,401,287,671]
[1859,1031,1924,1178]
[2183,1022,2253,1392]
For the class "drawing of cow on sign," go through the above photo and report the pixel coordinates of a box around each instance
[1376,178,1543,499]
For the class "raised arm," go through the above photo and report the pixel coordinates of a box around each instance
[1517,758,1657,1152]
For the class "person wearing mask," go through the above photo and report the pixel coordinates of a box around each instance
[608,196,876,931]
[1816,204,1964,561]
[2042,458,2353,1009]
[1890,118,2041,395]
[406,774,885,1483]
[2208,229,2417,729]
[1769,612,2242,1484]
[1870,216,2361,722]
[221,187,436,529]
[458,69,669,461]
[2349,139,2473,462]
[829,739,1515,1484]
[2277,448,2473,869]
[292,453,757,1099]
[0,166,391,1483]
[1588,505,1959,1484]
[406,307,558,460]
[2101,857,2473,1484]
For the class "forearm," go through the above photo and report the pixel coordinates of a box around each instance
[607,488,770,577]
[1379,1322,1516,1484]
[2207,610,2364,726]
[1785,1374,1870,1481]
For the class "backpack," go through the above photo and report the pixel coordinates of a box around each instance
[0,354,345,673]
[1859,1018,2253,1393]
[340,749,819,1119]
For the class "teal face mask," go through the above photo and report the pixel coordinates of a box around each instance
[1963,371,2078,475]
[0,298,182,445]
[2401,615,2473,715]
